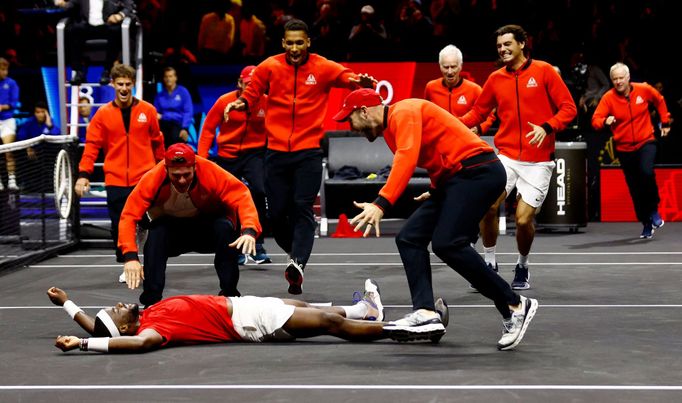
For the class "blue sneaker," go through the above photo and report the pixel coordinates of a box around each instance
[640,222,654,239]
[651,212,664,229]
[251,244,272,264]
[238,254,246,265]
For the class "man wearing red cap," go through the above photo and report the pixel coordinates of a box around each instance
[75,64,165,270]
[334,89,538,350]
[198,65,271,264]
[118,143,261,307]
[223,19,376,295]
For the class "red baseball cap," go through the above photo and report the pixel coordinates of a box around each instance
[240,65,257,84]
[332,88,383,122]
[165,143,196,168]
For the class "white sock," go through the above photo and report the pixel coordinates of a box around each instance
[517,254,529,267]
[484,246,496,265]
[342,303,368,319]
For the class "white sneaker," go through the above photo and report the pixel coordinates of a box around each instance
[497,295,539,350]
[285,259,304,295]
[7,176,18,191]
[384,309,445,342]
[118,272,126,283]
[360,278,384,321]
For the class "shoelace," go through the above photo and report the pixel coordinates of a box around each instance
[352,291,363,304]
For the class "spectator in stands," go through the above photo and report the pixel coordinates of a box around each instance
[310,1,346,60]
[75,64,164,273]
[394,0,433,61]
[199,65,271,265]
[459,25,577,291]
[239,3,266,64]
[154,66,193,149]
[591,62,671,239]
[76,96,93,143]
[54,0,136,86]
[197,2,236,64]
[347,4,388,61]
[118,143,261,306]
[0,57,20,191]
[17,101,60,161]
[424,44,494,135]
[223,19,376,295]
[17,101,60,142]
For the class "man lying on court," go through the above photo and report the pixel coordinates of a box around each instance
[47,281,448,353]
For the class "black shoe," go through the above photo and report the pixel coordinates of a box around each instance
[511,264,530,290]
[285,259,304,295]
[70,70,85,86]
[99,70,110,85]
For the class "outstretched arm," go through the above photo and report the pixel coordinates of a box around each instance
[55,329,164,354]
[47,287,96,335]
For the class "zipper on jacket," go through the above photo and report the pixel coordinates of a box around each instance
[627,96,635,147]
[290,65,298,151]
[515,74,523,160]
[448,87,453,114]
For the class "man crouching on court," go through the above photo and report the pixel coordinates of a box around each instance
[118,143,261,306]
[47,281,446,352]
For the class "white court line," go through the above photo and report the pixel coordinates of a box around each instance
[26,262,682,268]
[2,304,682,310]
[58,252,682,257]
[1,384,681,391]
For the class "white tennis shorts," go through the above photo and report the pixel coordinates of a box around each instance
[498,154,556,208]
[0,118,16,137]
[229,296,296,342]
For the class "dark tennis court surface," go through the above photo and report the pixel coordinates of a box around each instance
[1,222,681,402]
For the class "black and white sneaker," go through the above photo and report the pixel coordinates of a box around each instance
[285,259,304,295]
[362,279,384,321]
[497,295,538,350]
[431,298,449,343]
[511,264,530,290]
[384,309,445,342]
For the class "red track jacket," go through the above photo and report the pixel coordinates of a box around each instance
[78,99,165,186]
[459,59,577,162]
[240,53,360,152]
[374,99,494,210]
[198,90,268,158]
[118,156,261,261]
[591,82,670,152]
[424,78,495,134]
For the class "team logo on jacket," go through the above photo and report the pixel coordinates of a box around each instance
[305,74,317,85]
[527,77,538,88]
[257,108,265,118]
[635,96,644,105]
[137,112,148,123]
[457,95,467,105]
[174,94,182,101]
[2,83,8,90]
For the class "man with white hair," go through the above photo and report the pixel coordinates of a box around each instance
[591,63,671,238]
[424,44,495,135]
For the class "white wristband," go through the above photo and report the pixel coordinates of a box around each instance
[87,337,110,353]
[63,300,83,319]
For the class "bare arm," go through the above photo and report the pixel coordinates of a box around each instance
[47,287,96,335]
[55,329,164,354]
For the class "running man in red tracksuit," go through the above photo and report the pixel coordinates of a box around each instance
[336,89,538,350]
[199,65,271,264]
[118,143,261,306]
[459,25,577,291]
[75,64,165,270]
[223,19,376,295]
[591,62,671,239]
[424,44,495,135]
